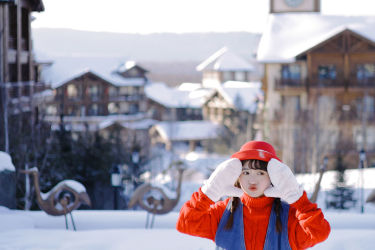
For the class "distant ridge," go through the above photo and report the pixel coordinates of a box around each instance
[32,28,261,62]
[32,28,261,86]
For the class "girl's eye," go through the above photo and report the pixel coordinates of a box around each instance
[242,171,250,175]
[257,172,264,175]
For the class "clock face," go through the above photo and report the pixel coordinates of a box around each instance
[284,0,304,7]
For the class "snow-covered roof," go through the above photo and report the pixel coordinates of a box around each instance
[145,82,213,108]
[115,61,148,73]
[38,56,148,89]
[153,120,222,141]
[212,81,263,113]
[0,151,15,172]
[196,47,255,72]
[257,13,375,63]
[177,83,202,91]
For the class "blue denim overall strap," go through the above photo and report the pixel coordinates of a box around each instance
[215,199,246,250]
[263,201,292,250]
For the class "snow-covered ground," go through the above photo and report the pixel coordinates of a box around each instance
[1,204,375,250]
[1,166,375,249]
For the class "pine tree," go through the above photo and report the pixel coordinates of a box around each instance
[325,153,357,209]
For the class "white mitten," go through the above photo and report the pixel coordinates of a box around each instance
[264,158,303,204]
[201,158,244,202]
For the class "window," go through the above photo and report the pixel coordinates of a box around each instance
[119,87,128,95]
[67,84,78,98]
[108,102,119,114]
[119,102,129,113]
[89,104,98,115]
[109,86,117,97]
[128,87,135,95]
[80,106,86,116]
[8,5,17,49]
[67,105,78,115]
[127,68,139,77]
[357,96,375,119]
[281,95,301,112]
[89,85,99,99]
[357,64,375,80]
[21,64,30,81]
[46,105,57,115]
[365,96,375,114]
[281,64,301,79]
[21,8,29,50]
[9,63,17,82]
[318,65,336,80]
[222,71,233,82]
[235,71,247,82]
[130,103,139,114]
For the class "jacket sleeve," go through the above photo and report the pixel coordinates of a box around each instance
[176,188,227,241]
[288,191,331,249]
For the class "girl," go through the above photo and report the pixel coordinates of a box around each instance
[176,141,330,250]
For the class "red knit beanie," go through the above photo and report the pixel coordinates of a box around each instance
[231,140,281,162]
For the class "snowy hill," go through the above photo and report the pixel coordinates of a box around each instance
[32,29,261,62]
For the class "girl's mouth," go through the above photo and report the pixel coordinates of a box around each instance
[249,186,257,191]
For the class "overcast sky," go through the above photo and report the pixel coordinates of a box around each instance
[31,0,375,34]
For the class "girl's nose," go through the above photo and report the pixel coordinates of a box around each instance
[248,175,258,184]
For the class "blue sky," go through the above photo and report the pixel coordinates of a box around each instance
[31,0,375,34]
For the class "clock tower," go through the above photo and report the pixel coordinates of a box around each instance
[270,0,320,13]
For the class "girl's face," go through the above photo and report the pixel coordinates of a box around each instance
[238,161,271,198]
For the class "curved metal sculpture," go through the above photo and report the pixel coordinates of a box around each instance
[20,167,91,230]
[310,159,328,203]
[128,161,185,228]
[366,189,375,204]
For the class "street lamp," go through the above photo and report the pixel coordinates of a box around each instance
[323,156,328,169]
[359,149,366,214]
[111,165,122,210]
[132,150,140,187]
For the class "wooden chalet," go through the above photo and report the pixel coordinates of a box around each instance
[202,81,262,139]
[149,120,223,153]
[258,0,375,172]
[196,47,256,89]
[145,82,210,121]
[45,61,148,117]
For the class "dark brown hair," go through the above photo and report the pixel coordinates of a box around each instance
[224,159,283,233]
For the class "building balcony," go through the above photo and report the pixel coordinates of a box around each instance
[276,77,375,90]
[275,78,307,90]
[307,77,346,88]
[348,77,375,88]
[108,94,144,102]
[274,109,309,123]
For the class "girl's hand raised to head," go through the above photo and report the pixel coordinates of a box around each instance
[264,158,303,204]
[201,158,244,202]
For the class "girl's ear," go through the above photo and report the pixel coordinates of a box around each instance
[235,180,241,188]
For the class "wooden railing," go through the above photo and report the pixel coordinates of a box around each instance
[275,77,375,89]
[274,78,307,90]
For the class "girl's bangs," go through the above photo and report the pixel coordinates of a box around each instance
[241,159,268,171]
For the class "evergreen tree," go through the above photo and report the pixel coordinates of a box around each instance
[325,153,357,209]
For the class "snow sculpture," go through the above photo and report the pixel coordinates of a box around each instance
[128,160,185,228]
[20,167,91,230]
